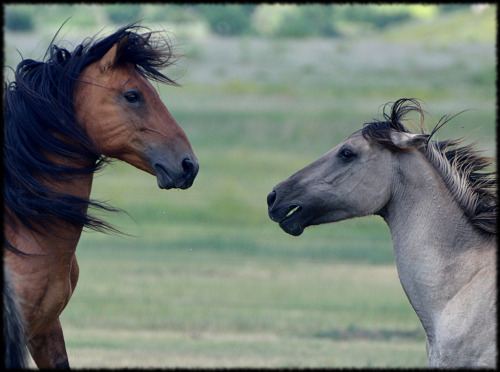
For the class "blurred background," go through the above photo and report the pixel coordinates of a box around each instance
[4,4,496,368]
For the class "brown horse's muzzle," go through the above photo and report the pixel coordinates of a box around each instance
[152,155,199,190]
[154,156,199,190]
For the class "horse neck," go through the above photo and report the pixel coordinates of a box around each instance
[381,150,495,331]
[8,155,95,257]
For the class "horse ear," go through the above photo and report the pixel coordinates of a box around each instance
[391,132,430,148]
[115,34,129,61]
[98,35,129,74]
[98,44,118,73]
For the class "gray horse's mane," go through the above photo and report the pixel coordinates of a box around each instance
[362,98,497,235]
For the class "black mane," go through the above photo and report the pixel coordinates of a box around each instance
[3,23,177,254]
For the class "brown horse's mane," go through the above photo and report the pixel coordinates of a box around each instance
[362,98,497,235]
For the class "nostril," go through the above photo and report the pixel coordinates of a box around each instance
[181,158,199,187]
[182,158,194,175]
[267,190,277,208]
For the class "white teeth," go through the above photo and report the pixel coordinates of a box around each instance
[286,206,300,218]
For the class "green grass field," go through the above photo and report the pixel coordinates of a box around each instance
[4,5,496,368]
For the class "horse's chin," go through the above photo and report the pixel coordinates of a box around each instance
[279,210,307,236]
[154,164,175,189]
[279,220,305,236]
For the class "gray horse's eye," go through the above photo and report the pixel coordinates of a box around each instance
[338,148,357,161]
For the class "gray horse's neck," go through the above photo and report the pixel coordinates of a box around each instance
[381,150,496,366]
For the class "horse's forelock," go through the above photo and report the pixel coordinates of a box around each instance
[362,98,426,153]
[109,26,178,86]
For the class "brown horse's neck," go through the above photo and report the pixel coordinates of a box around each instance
[382,150,495,336]
[6,154,95,257]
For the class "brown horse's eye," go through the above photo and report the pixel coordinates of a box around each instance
[124,90,141,104]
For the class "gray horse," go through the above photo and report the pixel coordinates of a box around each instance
[267,98,496,368]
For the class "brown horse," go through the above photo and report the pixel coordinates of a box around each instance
[3,24,198,368]
[267,99,496,367]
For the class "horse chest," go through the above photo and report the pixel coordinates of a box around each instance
[31,273,76,339]
[6,249,79,340]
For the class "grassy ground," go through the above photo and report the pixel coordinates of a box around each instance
[5,6,496,368]
[61,242,426,368]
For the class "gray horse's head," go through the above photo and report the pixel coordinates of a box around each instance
[267,99,430,236]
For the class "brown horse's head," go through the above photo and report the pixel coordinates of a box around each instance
[74,36,198,189]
